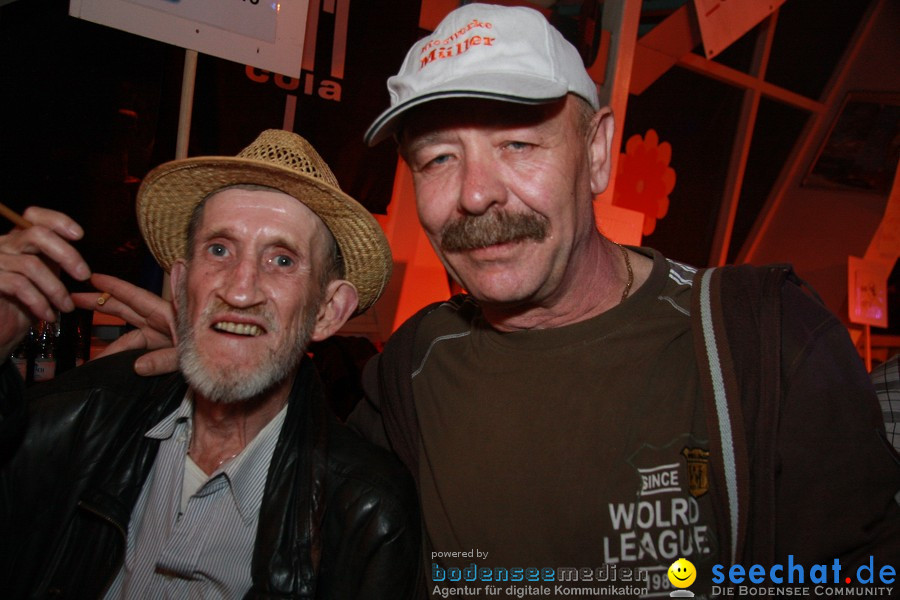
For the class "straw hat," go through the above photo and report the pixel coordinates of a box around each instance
[137,129,392,314]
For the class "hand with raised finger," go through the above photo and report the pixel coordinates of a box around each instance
[0,207,90,359]
[72,272,178,375]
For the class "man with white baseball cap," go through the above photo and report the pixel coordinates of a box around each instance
[352,3,900,596]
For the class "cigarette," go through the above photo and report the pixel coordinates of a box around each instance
[97,292,112,306]
[0,202,33,229]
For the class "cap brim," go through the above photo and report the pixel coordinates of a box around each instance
[364,74,568,146]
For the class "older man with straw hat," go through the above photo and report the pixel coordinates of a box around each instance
[0,129,420,598]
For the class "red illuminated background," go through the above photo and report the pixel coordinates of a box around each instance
[0,0,897,362]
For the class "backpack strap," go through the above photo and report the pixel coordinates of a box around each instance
[692,264,794,565]
[692,267,748,565]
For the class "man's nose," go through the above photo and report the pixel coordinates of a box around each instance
[458,150,506,215]
[220,257,265,307]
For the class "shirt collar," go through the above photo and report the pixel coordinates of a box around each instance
[220,403,288,522]
[144,392,289,523]
[145,393,193,440]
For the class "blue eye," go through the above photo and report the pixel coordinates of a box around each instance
[272,255,294,268]
[207,243,228,257]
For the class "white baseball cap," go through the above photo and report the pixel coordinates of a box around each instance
[364,2,600,146]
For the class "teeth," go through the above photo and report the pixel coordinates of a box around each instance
[213,322,263,336]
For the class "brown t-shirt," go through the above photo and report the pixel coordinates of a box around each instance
[413,249,717,598]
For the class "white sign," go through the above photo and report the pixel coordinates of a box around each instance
[848,256,889,328]
[70,0,308,77]
[692,0,785,59]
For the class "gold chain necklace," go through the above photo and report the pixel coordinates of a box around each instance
[617,244,634,303]
[188,447,239,470]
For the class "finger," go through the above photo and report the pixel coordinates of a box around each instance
[134,348,179,376]
[73,291,147,327]
[0,274,58,324]
[21,206,85,240]
[93,328,152,358]
[0,256,72,317]
[90,273,174,330]
[0,224,91,282]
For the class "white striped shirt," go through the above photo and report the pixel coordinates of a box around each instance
[104,394,287,599]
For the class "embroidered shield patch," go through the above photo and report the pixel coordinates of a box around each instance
[681,447,710,498]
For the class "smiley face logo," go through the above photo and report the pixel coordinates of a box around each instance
[667,558,696,589]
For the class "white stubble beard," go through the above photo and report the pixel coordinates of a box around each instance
[174,281,320,404]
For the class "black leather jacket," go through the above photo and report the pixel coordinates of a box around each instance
[0,350,420,599]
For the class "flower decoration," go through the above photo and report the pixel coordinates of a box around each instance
[612,129,675,236]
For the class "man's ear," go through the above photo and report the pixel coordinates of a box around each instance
[589,107,615,195]
[309,280,359,342]
[169,260,186,301]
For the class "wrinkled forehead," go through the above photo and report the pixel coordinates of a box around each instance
[399,97,569,147]
[200,187,330,246]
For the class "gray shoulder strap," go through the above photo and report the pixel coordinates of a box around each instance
[696,267,741,564]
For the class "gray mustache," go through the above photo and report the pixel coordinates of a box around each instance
[440,211,549,252]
